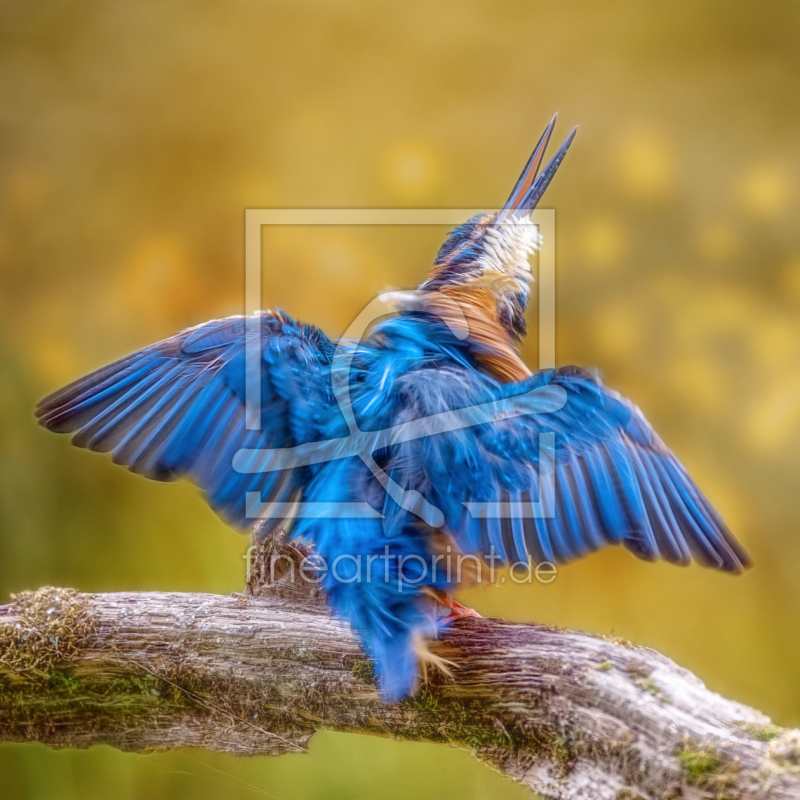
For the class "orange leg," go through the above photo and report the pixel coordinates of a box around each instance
[437,593,483,623]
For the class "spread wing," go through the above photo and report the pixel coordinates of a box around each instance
[36,311,337,531]
[385,366,750,573]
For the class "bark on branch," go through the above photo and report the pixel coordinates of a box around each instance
[0,544,798,800]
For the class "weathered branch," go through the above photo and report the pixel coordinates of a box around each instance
[1,545,798,800]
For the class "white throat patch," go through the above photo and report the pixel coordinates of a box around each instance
[476,217,540,291]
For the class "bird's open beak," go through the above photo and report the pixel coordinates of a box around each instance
[498,115,577,223]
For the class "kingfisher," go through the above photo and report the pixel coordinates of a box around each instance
[36,116,750,701]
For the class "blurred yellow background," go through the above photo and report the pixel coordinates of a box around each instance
[1,1,799,798]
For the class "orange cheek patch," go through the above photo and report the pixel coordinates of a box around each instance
[422,285,532,383]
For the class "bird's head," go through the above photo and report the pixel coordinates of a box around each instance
[420,117,576,339]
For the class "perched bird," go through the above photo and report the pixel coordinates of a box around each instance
[36,117,750,701]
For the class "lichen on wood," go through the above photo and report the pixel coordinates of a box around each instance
[0,587,96,677]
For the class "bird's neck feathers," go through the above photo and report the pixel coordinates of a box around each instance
[391,282,532,384]
[420,213,539,341]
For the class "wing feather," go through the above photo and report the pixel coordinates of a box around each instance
[385,365,750,573]
[37,312,336,530]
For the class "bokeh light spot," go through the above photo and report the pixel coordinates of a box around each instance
[752,316,797,368]
[383,142,441,199]
[312,237,362,280]
[615,129,675,199]
[120,236,200,327]
[580,217,626,269]
[744,375,800,453]
[590,300,641,359]
[665,351,726,413]
[739,164,792,217]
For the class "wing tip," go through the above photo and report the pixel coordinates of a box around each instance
[686,523,752,574]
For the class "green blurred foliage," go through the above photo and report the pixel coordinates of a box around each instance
[1,1,799,798]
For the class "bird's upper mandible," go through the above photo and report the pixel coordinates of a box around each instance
[419,115,576,342]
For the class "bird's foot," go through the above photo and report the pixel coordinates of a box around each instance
[440,597,483,623]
